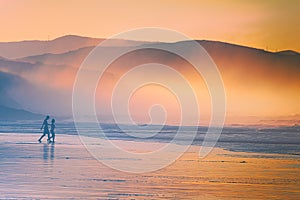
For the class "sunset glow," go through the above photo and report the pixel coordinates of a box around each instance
[0,1,299,199]
[1,0,300,52]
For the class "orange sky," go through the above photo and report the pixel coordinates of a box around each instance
[0,0,299,52]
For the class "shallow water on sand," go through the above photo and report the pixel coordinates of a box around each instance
[0,133,299,199]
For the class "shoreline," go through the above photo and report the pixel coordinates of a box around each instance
[1,130,299,156]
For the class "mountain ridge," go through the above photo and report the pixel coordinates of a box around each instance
[0,35,299,60]
[0,35,152,59]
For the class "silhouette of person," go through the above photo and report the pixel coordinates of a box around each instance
[49,118,56,143]
[38,115,50,143]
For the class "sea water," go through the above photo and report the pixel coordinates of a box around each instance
[0,120,299,155]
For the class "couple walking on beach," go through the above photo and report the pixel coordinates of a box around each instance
[38,115,56,143]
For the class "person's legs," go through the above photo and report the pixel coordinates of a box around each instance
[52,133,55,143]
[38,134,45,142]
[47,132,51,143]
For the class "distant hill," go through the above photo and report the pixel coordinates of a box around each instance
[0,105,43,121]
[17,46,94,66]
[0,71,22,108]
[0,35,101,59]
[0,71,44,120]
[0,35,150,59]
[276,50,300,56]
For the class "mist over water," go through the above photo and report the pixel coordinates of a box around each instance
[1,38,300,124]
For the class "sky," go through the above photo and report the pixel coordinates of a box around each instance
[0,0,299,52]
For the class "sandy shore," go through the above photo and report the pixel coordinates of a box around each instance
[0,133,299,199]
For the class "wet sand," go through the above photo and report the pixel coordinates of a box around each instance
[0,133,299,199]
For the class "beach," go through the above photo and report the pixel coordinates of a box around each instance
[0,133,299,199]
[1,1,300,199]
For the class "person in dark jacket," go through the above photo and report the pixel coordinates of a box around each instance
[38,115,50,143]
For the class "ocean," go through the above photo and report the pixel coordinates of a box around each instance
[0,120,299,155]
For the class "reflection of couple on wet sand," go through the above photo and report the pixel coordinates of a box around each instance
[38,115,56,143]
